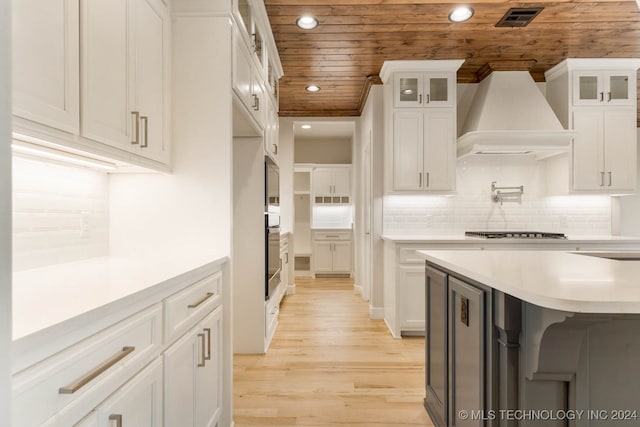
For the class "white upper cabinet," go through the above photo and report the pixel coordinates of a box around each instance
[545,59,640,194]
[573,70,636,106]
[381,60,463,193]
[12,0,80,134]
[312,167,351,198]
[81,0,169,164]
[393,72,456,108]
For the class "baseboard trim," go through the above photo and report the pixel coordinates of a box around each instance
[383,318,401,339]
[369,305,384,319]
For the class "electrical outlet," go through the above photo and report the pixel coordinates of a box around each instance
[80,211,90,238]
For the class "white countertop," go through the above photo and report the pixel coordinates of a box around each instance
[418,249,640,314]
[382,234,640,244]
[13,249,228,341]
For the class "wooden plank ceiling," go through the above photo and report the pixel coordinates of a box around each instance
[265,0,640,119]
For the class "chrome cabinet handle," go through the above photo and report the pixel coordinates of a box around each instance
[600,92,604,102]
[204,328,211,361]
[426,172,430,188]
[273,144,278,155]
[197,333,206,367]
[419,172,423,187]
[608,171,612,187]
[608,92,612,102]
[109,414,123,427]
[188,292,214,309]
[427,94,431,104]
[326,235,339,238]
[252,94,260,111]
[59,347,135,394]
[140,116,148,148]
[131,112,140,145]
[600,171,605,187]
[419,94,422,104]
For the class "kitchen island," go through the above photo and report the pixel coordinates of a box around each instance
[418,249,640,427]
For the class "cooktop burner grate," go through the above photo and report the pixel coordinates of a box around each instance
[465,231,567,239]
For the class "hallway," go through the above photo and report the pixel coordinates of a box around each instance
[233,277,432,426]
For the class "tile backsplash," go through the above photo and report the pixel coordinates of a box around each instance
[12,156,109,271]
[384,156,612,236]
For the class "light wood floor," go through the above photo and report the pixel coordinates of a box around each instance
[233,276,433,427]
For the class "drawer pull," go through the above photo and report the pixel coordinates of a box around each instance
[204,328,212,361]
[109,414,123,427]
[197,333,206,367]
[59,346,135,394]
[187,292,214,309]
[326,235,339,238]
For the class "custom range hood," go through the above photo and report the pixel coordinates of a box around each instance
[458,69,574,159]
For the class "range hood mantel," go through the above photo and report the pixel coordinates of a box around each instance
[457,71,574,159]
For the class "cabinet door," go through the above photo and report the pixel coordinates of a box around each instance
[233,29,253,113]
[394,73,423,108]
[196,308,223,427]
[425,266,448,427]
[81,0,130,148]
[313,168,334,196]
[312,241,334,273]
[604,71,635,106]
[92,358,163,427]
[332,168,351,196]
[265,99,279,159]
[424,109,456,191]
[13,0,79,133]
[131,0,168,163]
[164,328,197,426]
[604,109,637,192]
[572,109,605,191]
[448,278,485,427]
[573,71,604,106]
[251,72,266,130]
[393,111,424,190]
[398,265,426,332]
[424,73,455,107]
[332,241,352,273]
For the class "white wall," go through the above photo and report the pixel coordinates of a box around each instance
[109,17,232,259]
[617,130,640,236]
[0,0,11,423]
[295,137,352,164]
[358,85,385,316]
[12,157,109,270]
[384,155,612,236]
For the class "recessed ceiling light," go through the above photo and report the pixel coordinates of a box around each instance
[296,15,318,30]
[448,6,474,23]
[301,124,311,129]
[305,85,321,93]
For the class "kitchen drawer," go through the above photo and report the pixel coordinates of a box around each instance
[164,271,222,344]
[313,231,352,241]
[13,304,162,427]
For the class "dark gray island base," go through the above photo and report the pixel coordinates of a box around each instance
[422,253,640,427]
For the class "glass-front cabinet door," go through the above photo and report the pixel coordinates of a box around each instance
[573,70,635,106]
[394,72,455,108]
[394,73,422,107]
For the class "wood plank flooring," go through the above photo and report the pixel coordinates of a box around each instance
[233,277,432,426]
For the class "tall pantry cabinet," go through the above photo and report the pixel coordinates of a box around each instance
[545,59,640,194]
[380,60,464,194]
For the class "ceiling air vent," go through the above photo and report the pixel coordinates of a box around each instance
[496,8,543,27]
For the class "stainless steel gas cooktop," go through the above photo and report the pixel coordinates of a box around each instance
[465,231,567,239]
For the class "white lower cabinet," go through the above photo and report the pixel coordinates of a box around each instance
[312,230,352,276]
[398,265,426,332]
[164,306,223,427]
[75,358,163,427]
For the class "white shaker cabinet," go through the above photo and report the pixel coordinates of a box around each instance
[81,0,169,164]
[545,59,640,195]
[75,358,163,427]
[572,108,637,192]
[312,230,352,276]
[312,167,351,199]
[393,109,456,191]
[164,306,223,427]
[12,0,80,134]
[233,27,266,133]
[380,60,464,194]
